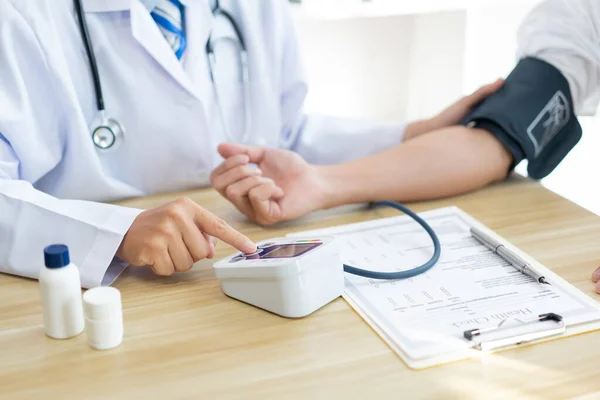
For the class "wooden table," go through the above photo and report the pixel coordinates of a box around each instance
[2,176,600,399]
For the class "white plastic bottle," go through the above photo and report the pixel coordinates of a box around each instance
[39,244,85,339]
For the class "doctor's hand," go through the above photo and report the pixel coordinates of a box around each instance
[116,198,257,275]
[210,144,328,225]
[404,78,504,140]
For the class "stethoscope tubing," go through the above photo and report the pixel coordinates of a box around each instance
[343,200,441,280]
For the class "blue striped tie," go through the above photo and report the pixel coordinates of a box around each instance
[151,0,187,59]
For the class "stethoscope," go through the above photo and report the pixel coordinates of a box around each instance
[74,0,251,151]
[207,0,252,145]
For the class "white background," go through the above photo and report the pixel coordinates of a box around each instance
[289,0,600,215]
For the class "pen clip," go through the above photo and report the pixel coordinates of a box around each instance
[463,313,565,351]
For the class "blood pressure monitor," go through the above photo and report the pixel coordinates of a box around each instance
[213,237,342,318]
[212,201,442,318]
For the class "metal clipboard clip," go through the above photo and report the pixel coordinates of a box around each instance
[463,313,565,352]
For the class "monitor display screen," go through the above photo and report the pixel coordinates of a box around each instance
[260,242,322,259]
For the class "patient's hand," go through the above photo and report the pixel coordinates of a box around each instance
[404,78,504,140]
[210,80,506,226]
[210,143,329,225]
[591,267,600,293]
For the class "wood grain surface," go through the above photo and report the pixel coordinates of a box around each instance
[2,175,600,399]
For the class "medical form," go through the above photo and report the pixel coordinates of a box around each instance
[289,207,600,368]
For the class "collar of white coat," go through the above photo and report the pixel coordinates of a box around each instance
[82,0,212,101]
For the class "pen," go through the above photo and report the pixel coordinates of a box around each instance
[470,227,550,285]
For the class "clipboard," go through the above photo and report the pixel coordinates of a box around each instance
[345,294,600,370]
[288,206,600,369]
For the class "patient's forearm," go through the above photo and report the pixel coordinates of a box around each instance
[319,126,513,207]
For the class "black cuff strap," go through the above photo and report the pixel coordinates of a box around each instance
[472,118,525,174]
[461,56,582,179]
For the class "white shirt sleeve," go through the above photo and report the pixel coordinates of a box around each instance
[274,0,406,165]
[0,1,143,288]
[285,113,407,165]
[516,0,600,115]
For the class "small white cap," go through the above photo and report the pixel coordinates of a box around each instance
[83,286,122,321]
[82,287,123,350]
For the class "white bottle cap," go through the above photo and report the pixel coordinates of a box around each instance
[82,286,123,350]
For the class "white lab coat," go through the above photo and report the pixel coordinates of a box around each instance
[516,0,600,116]
[0,0,406,287]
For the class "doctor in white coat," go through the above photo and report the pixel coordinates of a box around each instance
[0,0,424,288]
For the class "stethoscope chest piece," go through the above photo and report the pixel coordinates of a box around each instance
[75,0,126,152]
[92,116,125,151]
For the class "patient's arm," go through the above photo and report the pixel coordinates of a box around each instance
[209,125,512,225]
[320,125,513,207]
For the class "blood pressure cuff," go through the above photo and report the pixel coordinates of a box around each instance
[460,56,582,179]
